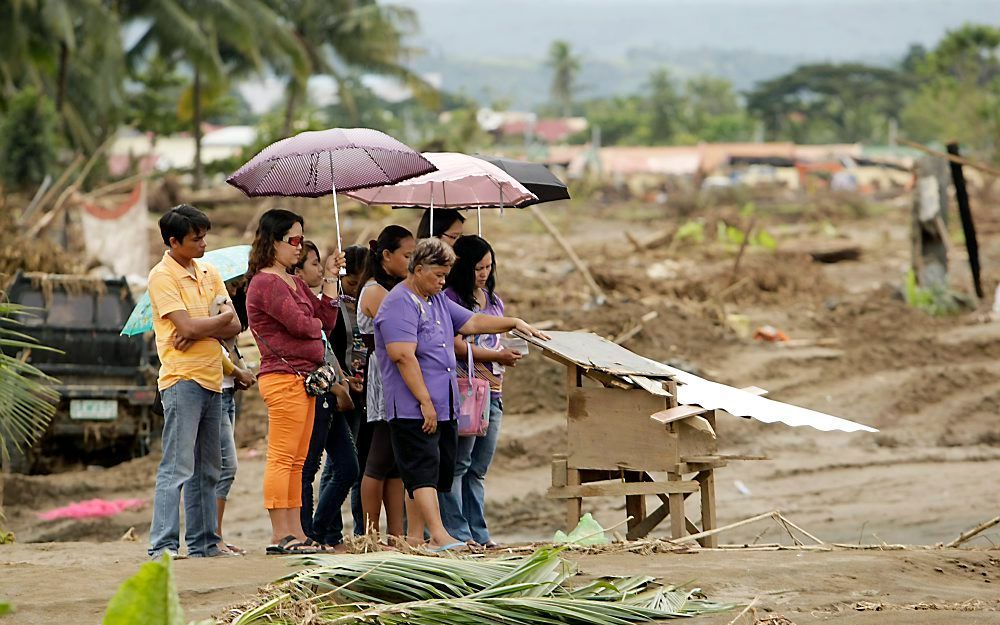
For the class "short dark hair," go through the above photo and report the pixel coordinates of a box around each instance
[159,204,211,246]
[416,208,465,239]
[446,235,497,310]
[409,237,455,273]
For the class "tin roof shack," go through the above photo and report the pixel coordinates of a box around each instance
[515,330,876,546]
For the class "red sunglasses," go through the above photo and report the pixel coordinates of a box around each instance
[283,235,304,247]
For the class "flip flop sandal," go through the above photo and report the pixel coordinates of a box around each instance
[283,539,320,554]
[266,535,299,555]
[430,541,469,553]
[225,543,246,555]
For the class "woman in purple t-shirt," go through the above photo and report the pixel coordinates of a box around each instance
[374,238,548,551]
[440,235,521,548]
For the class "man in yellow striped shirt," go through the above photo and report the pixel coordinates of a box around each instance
[147,204,242,559]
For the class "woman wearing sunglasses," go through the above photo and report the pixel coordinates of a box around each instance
[246,208,346,555]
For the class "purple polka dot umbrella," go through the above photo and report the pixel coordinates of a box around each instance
[226,128,436,253]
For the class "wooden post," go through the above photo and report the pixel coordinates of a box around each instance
[696,469,718,547]
[947,142,983,298]
[564,365,583,530]
[624,470,647,536]
[667,472,685,539]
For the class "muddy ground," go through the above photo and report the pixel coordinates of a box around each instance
[3,189,1000,623]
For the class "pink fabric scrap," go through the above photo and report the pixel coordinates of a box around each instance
[38,498,146,521]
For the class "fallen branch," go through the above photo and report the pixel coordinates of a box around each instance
[945,515,1000,548]
[17,154,83,225]
[528,204,606,304]
[666,511,776,546]
[775,512,826,546]
[613,311,658,344]
[900,138,1000,178]
[24,138,111,239]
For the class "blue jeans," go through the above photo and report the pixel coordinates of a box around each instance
[438,395,502,544]
[148,380,223,557]
[216,388,238,500]
[301,394,359,546]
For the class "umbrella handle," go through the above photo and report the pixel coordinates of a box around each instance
[330,152,346,276]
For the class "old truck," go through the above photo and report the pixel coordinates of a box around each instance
[2,272,159,473]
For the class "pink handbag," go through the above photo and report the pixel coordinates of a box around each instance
[457,339,490,437]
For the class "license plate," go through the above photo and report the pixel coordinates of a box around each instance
[70,399,119,420]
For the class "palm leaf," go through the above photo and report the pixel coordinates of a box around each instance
[230,549,734,625]
[0,301,59,466]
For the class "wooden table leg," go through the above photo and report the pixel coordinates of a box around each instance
[668,472,685,540]
[566,467,582,530]
[697,469,717,547]
[624,470,646,536]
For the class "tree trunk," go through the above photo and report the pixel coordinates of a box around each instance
[56,42,69,113]
[282,79,299,137]
[193,68,204,190]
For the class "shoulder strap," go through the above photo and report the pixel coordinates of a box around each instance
[250,328,304,379]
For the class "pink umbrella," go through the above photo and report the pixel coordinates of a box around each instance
[227,128,435,252]
[344,152,537,236]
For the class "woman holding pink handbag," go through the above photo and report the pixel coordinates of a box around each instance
[374,238,548,551]
[440,235,521,548]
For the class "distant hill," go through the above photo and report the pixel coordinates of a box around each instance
[397,0,999,108]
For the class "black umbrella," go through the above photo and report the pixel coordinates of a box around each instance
[473,155,570,205]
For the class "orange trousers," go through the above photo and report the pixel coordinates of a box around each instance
[258,373,315,509]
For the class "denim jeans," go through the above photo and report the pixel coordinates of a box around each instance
[301,394,359,546]
[216,388,238,500]
[148,380,223,557]
[439,395,502,544]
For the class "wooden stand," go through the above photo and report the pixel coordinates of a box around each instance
[547,364,723,545]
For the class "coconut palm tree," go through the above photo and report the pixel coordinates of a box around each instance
[0,0,126,151]
[123,0,306,188]
[547,40,580,117]
[269,0,439,136]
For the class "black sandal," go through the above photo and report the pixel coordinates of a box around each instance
[266,535,320,555]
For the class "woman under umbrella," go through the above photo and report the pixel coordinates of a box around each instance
[374,238,548,551]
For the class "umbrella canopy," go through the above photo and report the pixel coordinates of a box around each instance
[227,128,435,198]
[344,152,537,208]
[121,245,251,337]
[473,155,570,205]
[226,128,435,254]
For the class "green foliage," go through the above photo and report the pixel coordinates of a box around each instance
[675,220,705,244]
[746,63,911,143]
[102,555,184,625]
[900,24,1000,160]
[126,57,185,140]
[0,88,59,192]
[903,270,963,316]
[0,302,60,471]
[0,601,12,616]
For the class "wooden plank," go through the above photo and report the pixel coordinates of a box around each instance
[631,375,674,397]
[650,404,709,425]
[514,330,676,377]
[740,385,768,396]
[697,470,718,548]
[627,502,669,540]
[548,479,699,499]
[568,387,679,471]
[551,455,568,488]
[585,369,634,390]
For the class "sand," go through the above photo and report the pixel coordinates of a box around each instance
[4,191,1000,623]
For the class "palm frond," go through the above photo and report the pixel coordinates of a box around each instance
[0,301,59,466]
[228,549,734,625]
